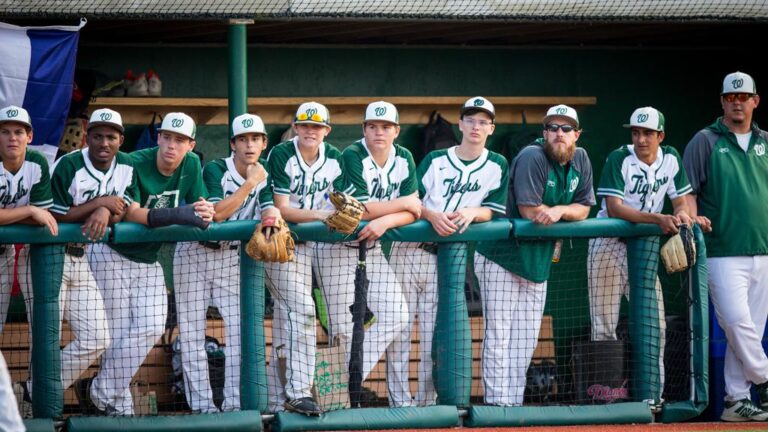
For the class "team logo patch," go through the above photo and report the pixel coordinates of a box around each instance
[569,177,579,193]
[547,180,556,187]
[473,98,484,107]
[755,143,766,156]
[242,118,254,128]
[6,109,18,118]
[100,112,112,121]
[719,147,729,153]
[732,78,744,89]
[306,108,317,117]
[375,107,386,116]
[171,118,184,128]
[637,113,649,123]
[556,107,567,115]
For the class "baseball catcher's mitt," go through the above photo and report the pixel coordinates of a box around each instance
[245,217,295,263]
[325,191,365,235]
[660,224,696,273]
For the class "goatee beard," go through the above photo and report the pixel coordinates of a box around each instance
[545,140,576,165]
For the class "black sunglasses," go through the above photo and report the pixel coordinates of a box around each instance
[545,123,576,133]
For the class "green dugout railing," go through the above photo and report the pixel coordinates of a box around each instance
[0,218,707,431]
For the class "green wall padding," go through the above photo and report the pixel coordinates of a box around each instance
[434,243,471,406]
[240,248,267,412]
[464,402,653,427]
[22,419,55,432]
[67,411,262,432]
[29,244,64,419]
[626,237,663,404]
[512,218,663,239]
[273,406,459,432]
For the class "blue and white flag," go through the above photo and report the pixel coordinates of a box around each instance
[0,19,86,165]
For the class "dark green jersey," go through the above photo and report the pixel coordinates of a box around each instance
[683,118,768,257]
[477,139,596,282]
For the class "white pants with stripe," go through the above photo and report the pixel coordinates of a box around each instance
[474,252,546,406]
[314,242,409,407]
[174,242,241,413]
[388,242,438,407]
[709,256,768,401]
[0,351,24,432]
[88,243,166,415]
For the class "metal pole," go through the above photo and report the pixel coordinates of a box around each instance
[227,19,251,137]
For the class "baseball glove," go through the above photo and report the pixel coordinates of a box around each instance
[325,191,365,235]
[245,217,295,263]
[660,224,696,273]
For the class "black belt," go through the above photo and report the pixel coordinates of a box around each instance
[199,241,238,251]
[65,245,85,258]
[418,242,438,255]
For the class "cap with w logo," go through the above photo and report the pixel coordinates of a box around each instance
[722,71,756,95]
[231,113,266,138]
[623,106,665,132]
[0,105,32,128]
[460,96,495,120]
[159,112,196,139]
[294,102,330,127]
[364,101,399,125]
[88,108,124,133]
[543,104,579,128]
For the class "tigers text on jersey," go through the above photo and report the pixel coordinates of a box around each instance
[0,149,52,209]
[50,148,137,215]
[342,139,417,203]
[596,145,691,218]
[417,147,508,214]
[203,157,274,221]
[267,138,349,210]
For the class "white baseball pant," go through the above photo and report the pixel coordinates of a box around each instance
[313,242,409,407]
[709,256,768,401]
[1,245,29,335]
[264,242,317,413]
[389,242,438,407]
[174,241,241,413]
[0,351,25,432]
[474,252,546,406]
[88,243,166,415]
[587,236,665,396]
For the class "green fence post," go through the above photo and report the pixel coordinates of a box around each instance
[434,242,471,406]
[239,248,267,412]
[228,19,250,136]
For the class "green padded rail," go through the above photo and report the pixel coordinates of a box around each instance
[239,248,268,412]
[512,218,664,239]
[465,402,653,427]
[273,406,459,432]
[22,419,55,432]
[0,223,108,244]
[66,411,262,432]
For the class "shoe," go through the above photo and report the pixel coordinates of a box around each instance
[75,377,104,415]
[757,381,768,410]
[721,398,768,422]
[284,397,322,416]
[13,382,33,419]
[358,386,380,407]
[147,69,162,97]
[126,71,149,97]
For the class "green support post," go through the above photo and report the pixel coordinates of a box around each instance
[239,248,267,412]
[228,19,250,135]
[433,242,471,406]
[29,244,65,418]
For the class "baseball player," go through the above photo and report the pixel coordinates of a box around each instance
[683,71,768,422]
[80,112,214,415]
[587,107,693,401]
[390,97,508,406]
[265,102,349,416]
[340,101,418,407]
[475,104,595,406]
[173,113,276,413]
[1,350,25,432]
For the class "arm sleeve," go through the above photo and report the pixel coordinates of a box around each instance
[668,148,693,199]
[50,159,74,215]
[682,131,714,194]
[481,158,509,214]
[29,156,53,209]
[511,147,549,207]
[183,153,208,204]
[258,179,274,211]
[572,148,597,206]
[399,149,418,197]
[416,157,430,199]
[267,147,292,196]
[202,160,226,203]
[341,147,370,202]
[596,150,626,200]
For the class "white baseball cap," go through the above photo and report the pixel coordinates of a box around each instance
[159,112,196,140]
[623,106,665,132]
[722,71,756,95]
[88,108,124,133]
[232,113,266,138]
[364,101,399,125]
[294,102,330,127]
[460,96,495,120]
[543,104,580,128]
[0,105,32,129]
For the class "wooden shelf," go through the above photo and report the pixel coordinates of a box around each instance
[90,96,597,126]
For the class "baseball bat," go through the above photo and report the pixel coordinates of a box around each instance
[348,242,369,407]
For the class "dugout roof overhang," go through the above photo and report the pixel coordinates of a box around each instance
[2,0,768,48]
